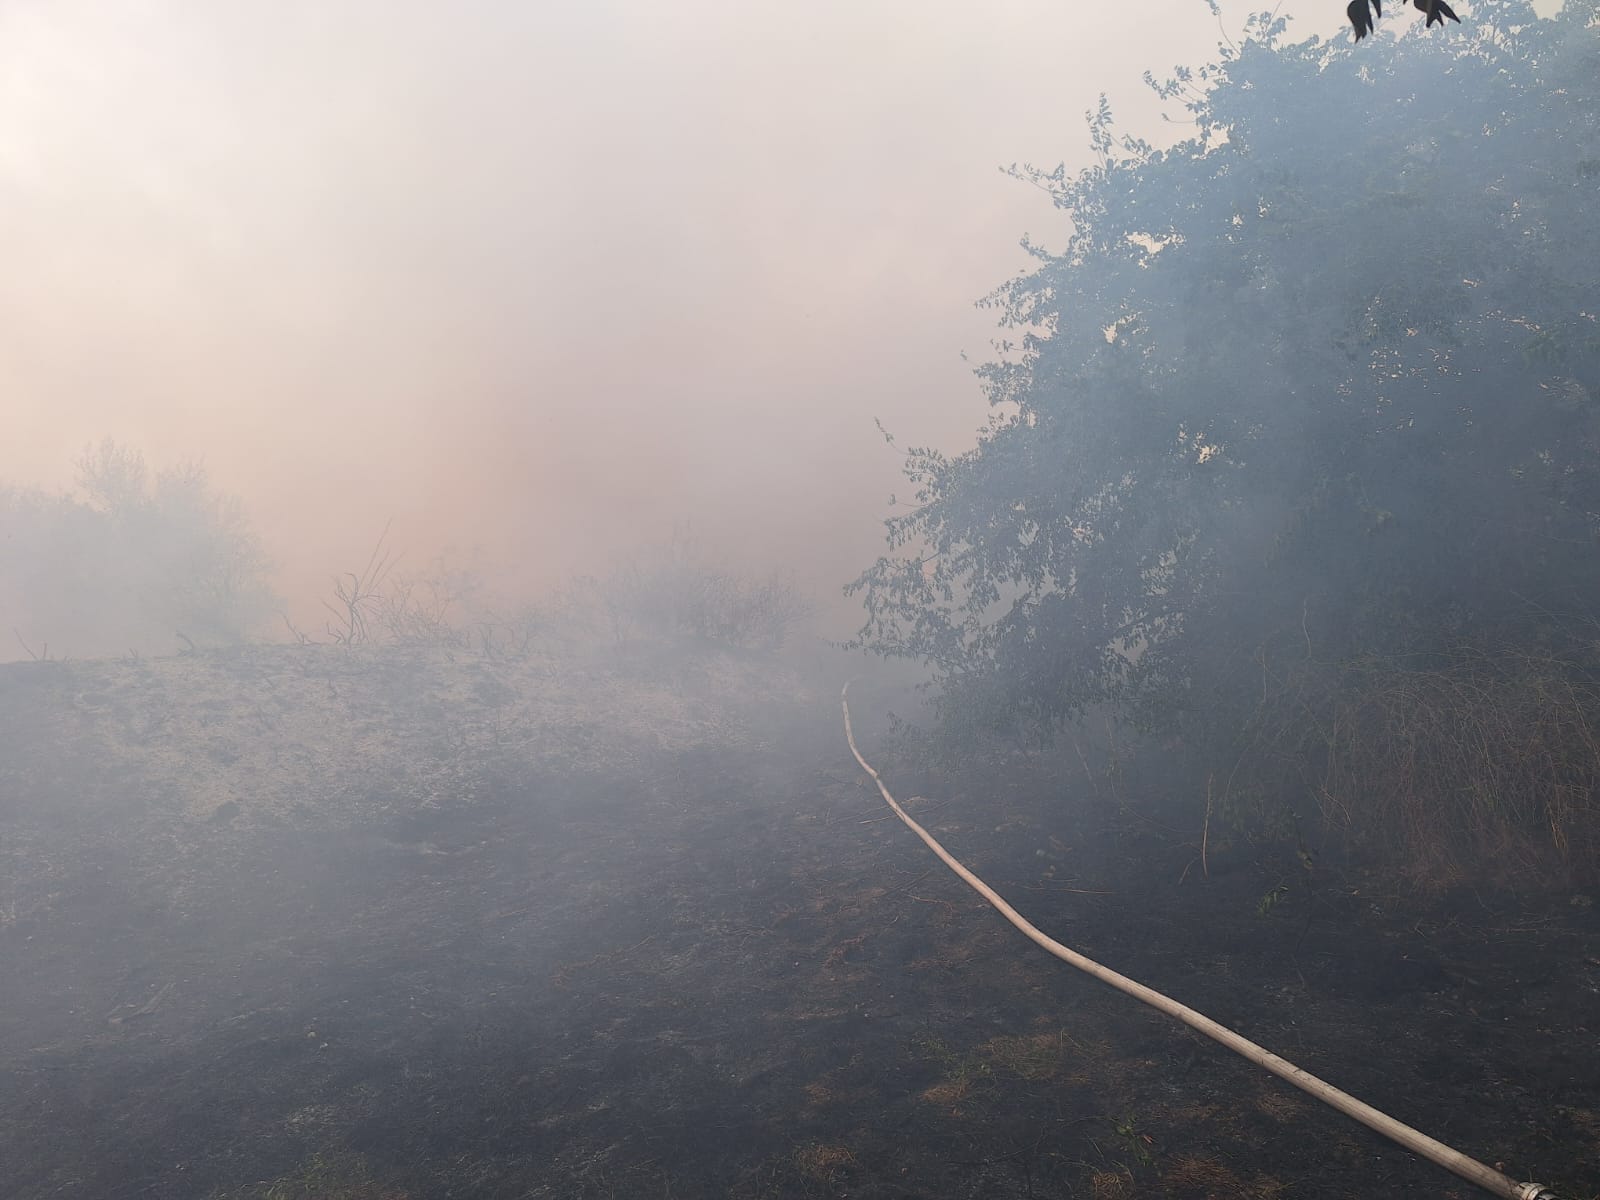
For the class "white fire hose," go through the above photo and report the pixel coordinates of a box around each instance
[841,682,1557,1200]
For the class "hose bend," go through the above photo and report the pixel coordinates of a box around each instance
[841,681,1557,1200]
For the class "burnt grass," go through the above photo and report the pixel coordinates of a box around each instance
[2,649,1597,1199]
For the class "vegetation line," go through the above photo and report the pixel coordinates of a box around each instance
[840,682,1555,1200]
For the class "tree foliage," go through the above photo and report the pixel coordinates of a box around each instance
[853,1,1600,754]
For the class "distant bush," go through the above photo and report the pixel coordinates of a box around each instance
[0,440,277,659]
[596,534,812,652]
[290,529,808,659]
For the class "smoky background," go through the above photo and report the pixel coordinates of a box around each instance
[0,0,1336,659]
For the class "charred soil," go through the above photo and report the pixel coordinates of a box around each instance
[1,647,1596,1199]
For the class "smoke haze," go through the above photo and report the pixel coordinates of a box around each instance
[5,7,1599,1196]
[1,0,1334,636]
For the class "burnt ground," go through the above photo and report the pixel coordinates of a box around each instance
[1,647,1597,1199]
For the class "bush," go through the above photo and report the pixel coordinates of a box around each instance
[597,534,812,652]
[0,441,277,659]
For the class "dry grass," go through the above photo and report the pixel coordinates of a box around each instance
[0,641,778,833]
[212,1152,407,1200]
[822,931,869,969]
[1161,1154,1244,1192]
[1236,644,1600,888]
[913,1027,1103,1117]
[792,1142,856,1182]
[1325,653,1600,883]
[979,1029,1080,1081]
[1087,1167,1135,1199]
[1253,1087,1305,1124]
[801,1079,837,1107]
[920,1077,975,1107]
[1162,1154,1288,1199]
[912,1033,995,1115]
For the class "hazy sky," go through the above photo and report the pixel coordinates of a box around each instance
[1,0,1338,631]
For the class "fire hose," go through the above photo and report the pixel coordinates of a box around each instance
[841,681,1556,1200]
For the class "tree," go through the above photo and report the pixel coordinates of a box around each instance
[851,2,1600,873]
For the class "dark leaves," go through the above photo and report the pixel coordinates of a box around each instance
[1348,0,1379,41]
[1348,0,1460,40]
[1413,0,1461,28]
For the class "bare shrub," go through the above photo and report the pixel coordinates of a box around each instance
[470,606,543,659]
[298,529,487,653]
[375,568,474,649]
[316,526,398,646]
[298,532,543,658]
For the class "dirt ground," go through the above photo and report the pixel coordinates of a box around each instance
[2,644,1596,1199]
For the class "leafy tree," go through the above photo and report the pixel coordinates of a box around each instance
[852,2,1600,870]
